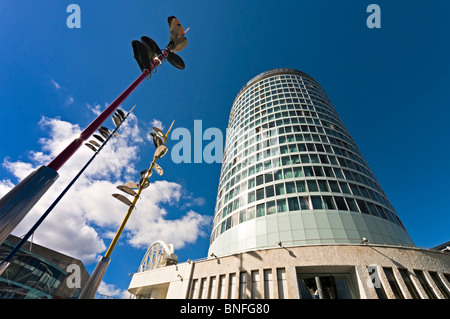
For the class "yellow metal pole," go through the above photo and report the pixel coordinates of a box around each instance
[104,120,174,259]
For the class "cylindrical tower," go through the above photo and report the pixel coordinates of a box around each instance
[208,68,414,257]
[128,69,449,300]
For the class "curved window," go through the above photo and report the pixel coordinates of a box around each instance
[288,197,300,211]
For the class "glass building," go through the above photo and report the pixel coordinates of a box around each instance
[208,68,414,257]
[0,235,89,299]
[128,68,450,300]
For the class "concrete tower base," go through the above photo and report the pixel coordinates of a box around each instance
[128,244,450,299]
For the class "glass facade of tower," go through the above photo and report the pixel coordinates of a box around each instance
[208,68,414,257]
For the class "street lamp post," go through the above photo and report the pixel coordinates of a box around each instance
[0,107,135,276]
[79,122,174,299]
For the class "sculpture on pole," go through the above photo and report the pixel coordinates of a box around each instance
[78,16,189,299]
[0,16,188,247]
[0,107,135,276]
[79,122,174,299]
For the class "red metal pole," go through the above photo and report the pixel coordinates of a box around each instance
[47,69,149,171]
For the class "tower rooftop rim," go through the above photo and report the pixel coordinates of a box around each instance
[233,68,316,104]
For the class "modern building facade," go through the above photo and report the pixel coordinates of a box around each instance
[128,68,450,299]
[0,234,89,299]
[208,68,413,256]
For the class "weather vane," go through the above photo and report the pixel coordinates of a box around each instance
[0,16,188,249]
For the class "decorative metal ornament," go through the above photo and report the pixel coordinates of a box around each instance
[116,109,126,121]
[132,40,152,72]
[89,140,101,148]
[93,134,105,143]
[150,132,163,148]
[166,51,185,70]
[112,115,122,128]
[124,182,139,189]
[153,127,165,139]
[154,163,163,176]
[99,126,112,138]
[114,112,123,122]
[167,16,188,53]
[112,194,133,206]
[141,36,161,63]
[98,128,110,139]
[154,145,168,159]
[139,178,150,189]
[117,185,138,197]
[112,193,133,207]
[140,169,152,179]
[132,16,187,73]
[85,143,97,152]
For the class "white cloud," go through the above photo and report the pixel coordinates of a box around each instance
[0,179,14,197]
[0,113,211,266]
[150,119,165,131]
[126,181,211,249]
[86,103,102,116]
[51,80,61,89]
[143,119,169,143]
[193,197,206,206]
[66,96,74,105]
[97,281,130,299]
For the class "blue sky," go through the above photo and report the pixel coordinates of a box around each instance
[0,1,449,297]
